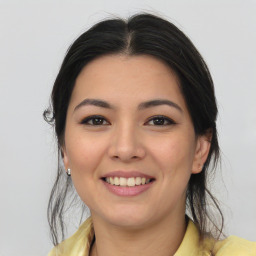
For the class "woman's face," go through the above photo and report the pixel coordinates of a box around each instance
[63,54,210,228]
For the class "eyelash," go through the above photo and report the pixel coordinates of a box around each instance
[80,115,176,126]
[147,116,176,126]
[80,115,109,126]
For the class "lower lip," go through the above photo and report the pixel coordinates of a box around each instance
[102,180,154,196]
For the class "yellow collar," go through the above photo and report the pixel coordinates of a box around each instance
[48,217,256,256]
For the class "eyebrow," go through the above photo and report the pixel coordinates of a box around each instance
[74,98,183,112]
[74,99,112,111]
[138,99,182,112]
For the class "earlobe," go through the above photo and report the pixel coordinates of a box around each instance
[192,132,212,174]
[62,147,69,170]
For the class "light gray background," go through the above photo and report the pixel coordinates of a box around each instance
[0,1,255,255]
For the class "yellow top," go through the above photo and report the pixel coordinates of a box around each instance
[48,217,256,256]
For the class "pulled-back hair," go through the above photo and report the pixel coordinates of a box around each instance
[44,13,224,246]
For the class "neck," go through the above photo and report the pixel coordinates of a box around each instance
[90,213,187,256]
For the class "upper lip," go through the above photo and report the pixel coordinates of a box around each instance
[102,170,155,179]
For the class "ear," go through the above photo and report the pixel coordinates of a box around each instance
[61,145,70,170]
[191,130,212,174]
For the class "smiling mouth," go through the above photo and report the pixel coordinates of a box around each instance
[102,177,155,187]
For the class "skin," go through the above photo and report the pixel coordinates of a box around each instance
[63,54,211,256]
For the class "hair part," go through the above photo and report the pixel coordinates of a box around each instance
[44,13,224,246]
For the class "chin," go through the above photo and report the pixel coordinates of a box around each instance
[109,216,150,229]
[100,205,156,229]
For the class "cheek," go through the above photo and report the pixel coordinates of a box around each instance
[148,131,196,175]
[65,132,106,176]
[65,134,107,206]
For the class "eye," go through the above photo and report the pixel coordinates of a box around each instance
[145,115,176,126]
[80,115,110,126]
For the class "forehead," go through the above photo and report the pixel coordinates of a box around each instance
[70,54,187,111]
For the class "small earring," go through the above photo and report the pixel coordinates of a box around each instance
[66,168,71,176]
[198,164,204,172]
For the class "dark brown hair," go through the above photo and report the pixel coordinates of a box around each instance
[44,13,224,246]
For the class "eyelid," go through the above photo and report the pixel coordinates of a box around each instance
[145,115,176,126]
[80,115,176,126]
[80,115,110,125]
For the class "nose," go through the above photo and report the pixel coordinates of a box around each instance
[108,122,146,162]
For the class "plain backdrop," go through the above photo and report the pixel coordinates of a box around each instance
[0,1,255,255]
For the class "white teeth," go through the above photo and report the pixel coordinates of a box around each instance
[119,177,127,186]
[105,177,152,187]
[114,177,120,186]
[135,177,142,185]
[127,177,135,187]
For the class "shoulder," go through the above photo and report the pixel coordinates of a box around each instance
[213,235,256,256]
[47,217,94,256]
[183,219,256,256]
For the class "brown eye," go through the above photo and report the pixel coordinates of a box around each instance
[146,116,176,126]
[81,115,110,126]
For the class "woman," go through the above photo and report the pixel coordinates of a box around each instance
[45,13,256,256]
